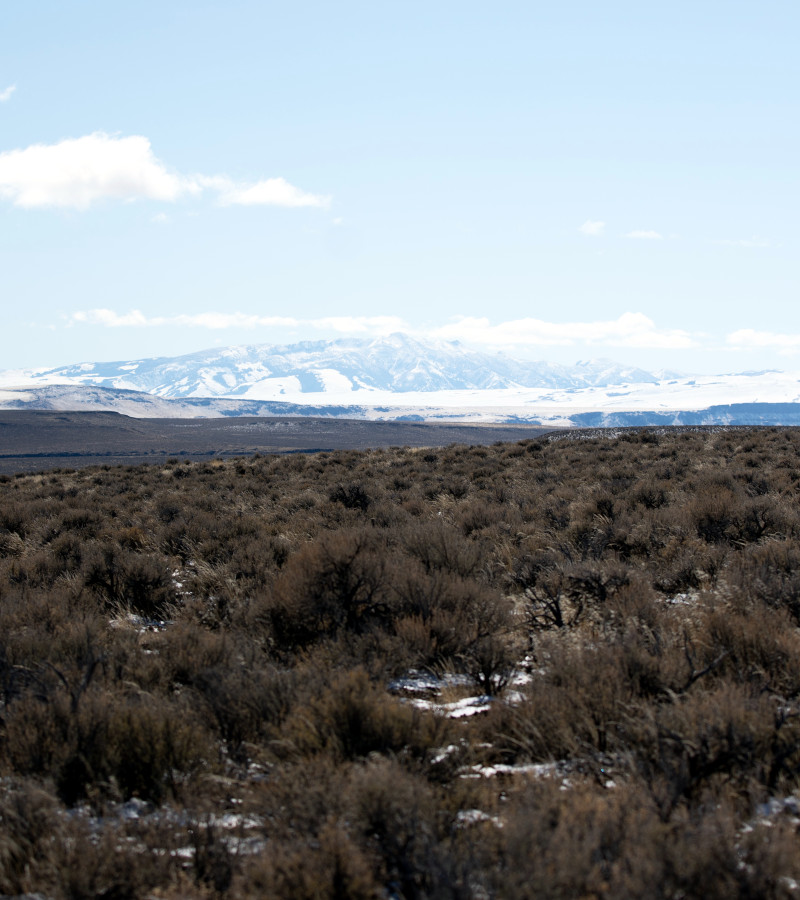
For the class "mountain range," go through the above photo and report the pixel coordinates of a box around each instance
[1,333,681,398]
[1,333,799,426]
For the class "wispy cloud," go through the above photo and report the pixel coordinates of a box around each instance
[0,132,330,210]
[214,176,330,209]
[432,313,697,350]
[626,230,662,240]
[0,84,16,102]
[579,219,605,236]
[65,308,698,351]
[69,310,300,329]
[727,329,800,353]
[67,308,695,351]
[67,310,405,334]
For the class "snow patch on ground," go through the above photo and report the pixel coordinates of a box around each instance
[465,762,561,779]
[411,694,494,718]
[109,613,169,633]
[455,808,503,828]
[389,668,527,718]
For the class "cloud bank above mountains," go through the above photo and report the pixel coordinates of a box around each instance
[60,308,720,355]
[65,309,693,349]
[62,310,800,359]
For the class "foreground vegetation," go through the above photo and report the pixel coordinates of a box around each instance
[2,426,800,898]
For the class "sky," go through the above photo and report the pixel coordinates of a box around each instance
[1,1,798,375]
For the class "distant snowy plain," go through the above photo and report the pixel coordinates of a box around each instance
[1,334,799,424]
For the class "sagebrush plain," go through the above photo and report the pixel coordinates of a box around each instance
[2,426,800,898]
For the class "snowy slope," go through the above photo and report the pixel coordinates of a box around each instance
[2,372,800,427]
[0,385,363,419]
[1,334,799,425]
[0,334,678,399]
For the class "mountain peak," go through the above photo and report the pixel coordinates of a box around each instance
[2,334,689,399]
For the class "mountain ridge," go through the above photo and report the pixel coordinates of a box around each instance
[1,333,684,399]
[2,333,800,427]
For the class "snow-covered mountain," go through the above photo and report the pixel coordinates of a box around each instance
[2,333,800,426]
[0,333,679,399]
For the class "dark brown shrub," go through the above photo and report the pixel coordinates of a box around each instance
[283,668,437,762]
[346,758,461,899]
[0,780,62,895]
[688,480,740,543]
[402,519,485,578]
[700,598,800,694]
[243,819,378,900]
[497,779,791,900]
[83,544,174,618]
[269,530,393,648]
[329,481,371,512]
[3,686,213,805]
[630,682,790,814]
[192,653,297,761]
[729,539,800,623]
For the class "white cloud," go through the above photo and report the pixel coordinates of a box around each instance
[0,84,16,102]
[65,308,697,351]
[726,329,800,353]
[0,132,330,211]
[579,219,605,236]
[626,230,662,240]
[432,312,697,350]
[0,133,194,209]
[216,176,330,208]
[66,310,405,334]
[70,309,150,327]
[69,309,300,329]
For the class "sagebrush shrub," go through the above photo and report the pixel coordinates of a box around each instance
[0,426,799,896]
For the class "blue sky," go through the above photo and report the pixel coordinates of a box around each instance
[1,0,797,374]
